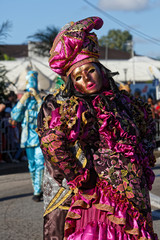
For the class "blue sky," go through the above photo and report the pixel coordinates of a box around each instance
[1,0,160,58]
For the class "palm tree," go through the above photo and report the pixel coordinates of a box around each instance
[0,20,13,101]
[0,20,12,42]
[28,26,59,57]
[0,20,12,59]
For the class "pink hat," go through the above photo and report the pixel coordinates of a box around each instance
[49,16,103,77]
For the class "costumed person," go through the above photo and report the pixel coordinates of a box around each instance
[37,17,158,239]
[11,71,45,202]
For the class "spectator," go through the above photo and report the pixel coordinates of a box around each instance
[155,99,160,118]
[7,91,18,108]
[9,119,23,162]
[147,96,156,119]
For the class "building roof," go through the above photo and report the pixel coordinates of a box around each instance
[0,44,130,60]
[99,46,131,60]
[0,44,28,58]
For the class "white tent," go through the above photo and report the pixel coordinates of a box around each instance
[0,56,57,93]
[1,55,160,94]
[100,57,160,84]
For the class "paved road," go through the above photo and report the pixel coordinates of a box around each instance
[150,155,160,238]
[0,156,160,239]
[0,172,43,240]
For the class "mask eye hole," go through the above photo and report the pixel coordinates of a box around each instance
[89,68,95,74]
[75,76,81,82]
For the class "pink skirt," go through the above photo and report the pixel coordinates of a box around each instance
[64,180,158,240]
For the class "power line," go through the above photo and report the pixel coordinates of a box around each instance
[83,0,160,47]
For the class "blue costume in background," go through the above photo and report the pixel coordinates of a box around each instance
[11,71,44,201]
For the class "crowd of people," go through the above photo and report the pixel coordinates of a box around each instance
[0,15,159,239]
[0,90,23,163]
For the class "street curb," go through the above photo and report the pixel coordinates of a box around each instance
[150,192,160,209]
[0,162,28,175]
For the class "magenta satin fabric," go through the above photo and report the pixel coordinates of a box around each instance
[65,181,157,239]
[49,17,103,76]
[49,108,61,128]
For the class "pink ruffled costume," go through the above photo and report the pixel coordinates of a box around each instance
[38,16,158,239]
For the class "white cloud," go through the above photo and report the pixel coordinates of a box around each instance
[98,0,158,11]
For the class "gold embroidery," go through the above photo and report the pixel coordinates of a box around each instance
[82,156,87,168]
[43,116,51,129]
[44,187,65,216]
[43,188,72,217]
[139,238,151,240]
[125,228,139,235]
[82,111,88,125]
[64,221,72,230]
[107,214,126,225]
[66,211,81,219]
[76,147,82,159]
[72,200,90,208]
[81,191,98,200]
[93,203,114,213]
[57,100,64,105]
[58,205,70,210]
[73,187,78,194]
[75,147,87,168]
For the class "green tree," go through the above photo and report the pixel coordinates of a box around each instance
[28,26,59,57]
[0,64,15,102]
[0,65,9,101]
[99,29,132,52]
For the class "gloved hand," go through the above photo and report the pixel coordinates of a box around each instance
[19,91,31,104]
[29,87,37,97]
[29,88,42,104]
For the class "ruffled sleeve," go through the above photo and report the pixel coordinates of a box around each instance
[38,95,93,188]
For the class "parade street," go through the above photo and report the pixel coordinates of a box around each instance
[0,168,43,240]
[0,158,160,240]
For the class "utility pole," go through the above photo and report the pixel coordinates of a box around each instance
[105,42,108,60]
[123,68,128,83]
[131,41,135,85]
[125,40,135,85]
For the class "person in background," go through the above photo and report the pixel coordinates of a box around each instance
[37,17,157,239]
[0,107,16,163]
[0,91,17,119]
[0,102,6,162]
[155,99,160,119]
[7,91,18,108]
[134,89,141,99]
[9,119,23,162]
[147,96,156,119]
[11,71,45,202]
[0,103,6,117]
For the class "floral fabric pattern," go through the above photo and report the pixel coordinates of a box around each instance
[92,90,156,216]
